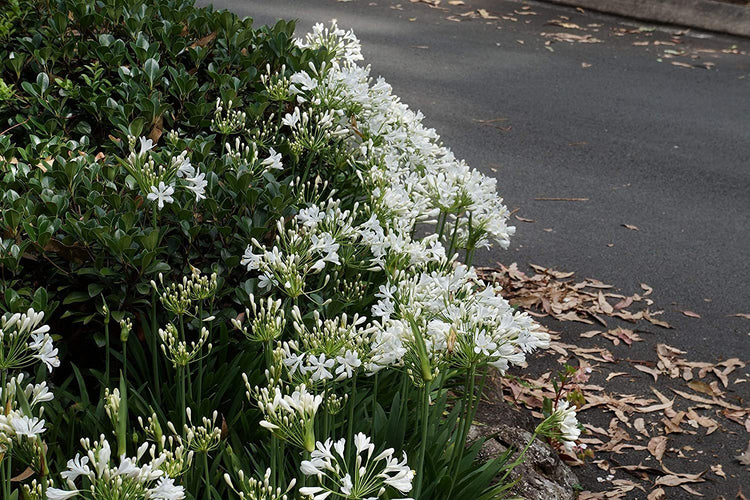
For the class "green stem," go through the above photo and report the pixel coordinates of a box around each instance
[399,374,409,422]
[197,303,204,405]
[414,382,431,499]
[436,211,447,240]
[347,374,357,453]
[278,441,286,487]
[299,153,315,187]
[151,290,161,403]
[104,319,110,388]
[1,446,9,500]
[465,246,476,268]
[178,366,186,431]
[5,454,11,500]
[499,429,539,485]
[264,341,273,372]
[448,215,461,257]
[371,373,379,440]
[122,339,128,381]
[203,451,211,498]
[1,370,7,407]
[449,365,477,491]
[270,435,278,487]
[467,368,487,436]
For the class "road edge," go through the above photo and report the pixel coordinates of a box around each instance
[541,0,750,38]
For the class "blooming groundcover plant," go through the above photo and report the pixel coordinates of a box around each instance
[0,0,583,498]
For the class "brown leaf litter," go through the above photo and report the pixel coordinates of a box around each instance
[483,263,749,498]
[478,263,670,328]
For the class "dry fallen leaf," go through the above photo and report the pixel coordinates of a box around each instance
[535,197,589,201]
[634,417,649,436]
[681,310,701,319]
[581,62,592,68]
[654,470,705,487]
[687,380,720,398]
[634,364,660,382]
[647,488,666,500]
[477,8,498,19]
[730,313,750,319]
[648,435,667,461]
[736,441,750,465]
[540,32,602,43]
[710,464,726,478]
[622,224,639,231]
[547,19,583,29]
[671,61,693,69]
[447,0,464,4]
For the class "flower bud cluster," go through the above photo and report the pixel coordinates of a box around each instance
[232,294,286,343]
[158,324,211,368]
[224,467,296,500]
[247,379,321,452]
[261,64,292,102]
[211,98,247,135]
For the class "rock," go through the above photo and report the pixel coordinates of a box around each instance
[469,393,579,499]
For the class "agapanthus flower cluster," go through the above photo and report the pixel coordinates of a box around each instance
[282,105,349,155]
[211,98,247,135]
[138,412,194,478]
[261,63,293,102]
[123,136,206,210]
[248,379,322,452]
[295,22,364,68]
[177,408,222,454]
[547,400,582,452]
[289,23,515,257]
[366,261,549,377]
[0,308,58,373]
[158,323,211,368]
[282,308,370,382]
[224,137,285,179]
[241,201,361,299]
[224,468,296,500]
[0,374,53,453]
[299,433,414,500]
[151,269,219,317]
[232,294,286,344]
[46,436,185,500]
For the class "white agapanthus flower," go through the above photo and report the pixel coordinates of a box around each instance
[299,433,414,499]
[554,400,581,451]
[261,147,283,171]
[46,436,185,499]
[184,171,207,201]
[147,181,175,210]
[12,415,46,438]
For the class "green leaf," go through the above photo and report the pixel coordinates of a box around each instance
[88,283,104,297]
[144,58,160,87]
[37,72,49,95]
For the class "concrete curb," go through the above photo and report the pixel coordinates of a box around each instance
[541,0,750,38]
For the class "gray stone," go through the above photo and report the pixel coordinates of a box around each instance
[469,423,579,500]
[469,395,579,499]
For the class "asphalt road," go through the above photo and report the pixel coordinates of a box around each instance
[202,0,750,495]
